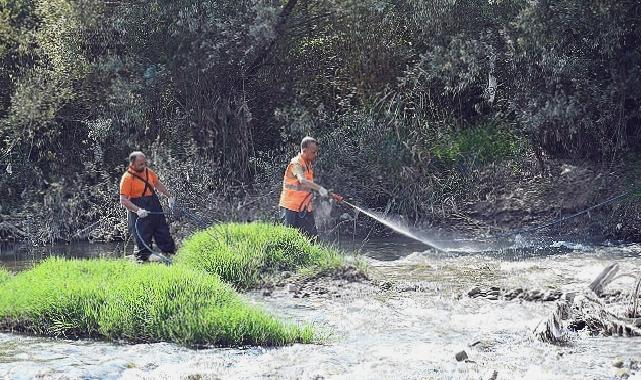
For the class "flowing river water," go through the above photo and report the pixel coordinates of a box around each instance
[1,237,641,379]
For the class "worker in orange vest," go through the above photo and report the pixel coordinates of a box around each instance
[279,136,343,237]
[119,151,176,262]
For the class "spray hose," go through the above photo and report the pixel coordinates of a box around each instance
[133,203,214,265]
[336,185,639,242]
[133,213,173,264]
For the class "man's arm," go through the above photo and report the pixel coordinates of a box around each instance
[294,173,329,196]
[120,195,141,212]
[290,163,322,191]
[295,175,321,191]
[154,180,171,198]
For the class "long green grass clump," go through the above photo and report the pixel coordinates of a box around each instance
[0,267,12,284]
[0,258,313,346]
[177,222,344,288]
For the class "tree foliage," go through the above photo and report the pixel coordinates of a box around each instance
[1,0,639,239]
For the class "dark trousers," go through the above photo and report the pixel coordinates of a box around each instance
[280,207,318,238]
[128,194,175,261]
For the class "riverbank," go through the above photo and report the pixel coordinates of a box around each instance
[2,156,640,247]
[443,158,641,242]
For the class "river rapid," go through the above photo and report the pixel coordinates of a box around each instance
[1,238,640,379]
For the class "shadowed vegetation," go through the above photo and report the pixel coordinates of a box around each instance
[2,0,640,243]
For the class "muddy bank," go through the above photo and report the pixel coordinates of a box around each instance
[319,157,641,245]
[428,158,641,242]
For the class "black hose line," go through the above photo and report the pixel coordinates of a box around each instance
[494,190,636,238]
[132,203,212,265]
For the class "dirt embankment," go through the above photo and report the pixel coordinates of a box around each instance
[447,158,641,242]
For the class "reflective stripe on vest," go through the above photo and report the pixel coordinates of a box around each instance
[279,154,314,212]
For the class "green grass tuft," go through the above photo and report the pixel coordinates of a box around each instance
[0,258,313,346]
[0,267,12,284]
[176,222,344,289]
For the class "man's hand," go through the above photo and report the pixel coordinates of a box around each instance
[136,209,149,218]
[168,197,176,210]
[331,193,344,203]
[318,186,329,197]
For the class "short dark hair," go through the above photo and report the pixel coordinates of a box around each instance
[300,136,318,151]
[129,151,145,164]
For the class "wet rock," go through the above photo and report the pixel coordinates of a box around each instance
[543,291,562,301]
[468,287,482,297]
[467,285,569,303]
[468,340,493,351]
[528,290,541,300]
[613,357,625,368]
[262,289,272,296]
[282,271,293,279]
[379,281,392,290]
[286,284,299,293]
[399,284,418,292]
[319,265,368,282]
[504,290,517,300]
[614,367,631,379]
[485,369,498,380]
[455,350,468,362]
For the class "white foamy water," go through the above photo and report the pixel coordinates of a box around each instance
[2,241,641,379]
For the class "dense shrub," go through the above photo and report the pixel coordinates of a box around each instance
[1,0,639,239]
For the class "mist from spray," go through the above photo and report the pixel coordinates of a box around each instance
[344,201,499,253]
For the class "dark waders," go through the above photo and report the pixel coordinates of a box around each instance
[280,193,317,238]
[126,170,175,261]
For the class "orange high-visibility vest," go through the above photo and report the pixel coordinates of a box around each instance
[279,154,314,212]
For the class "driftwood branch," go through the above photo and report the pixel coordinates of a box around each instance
[537,263,641,344]
[245,0,299,77]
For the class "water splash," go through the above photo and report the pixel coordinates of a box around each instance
[345,201,496,252]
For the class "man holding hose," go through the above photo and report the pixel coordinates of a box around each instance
[279,136,343,237]
[119,151,176,262]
